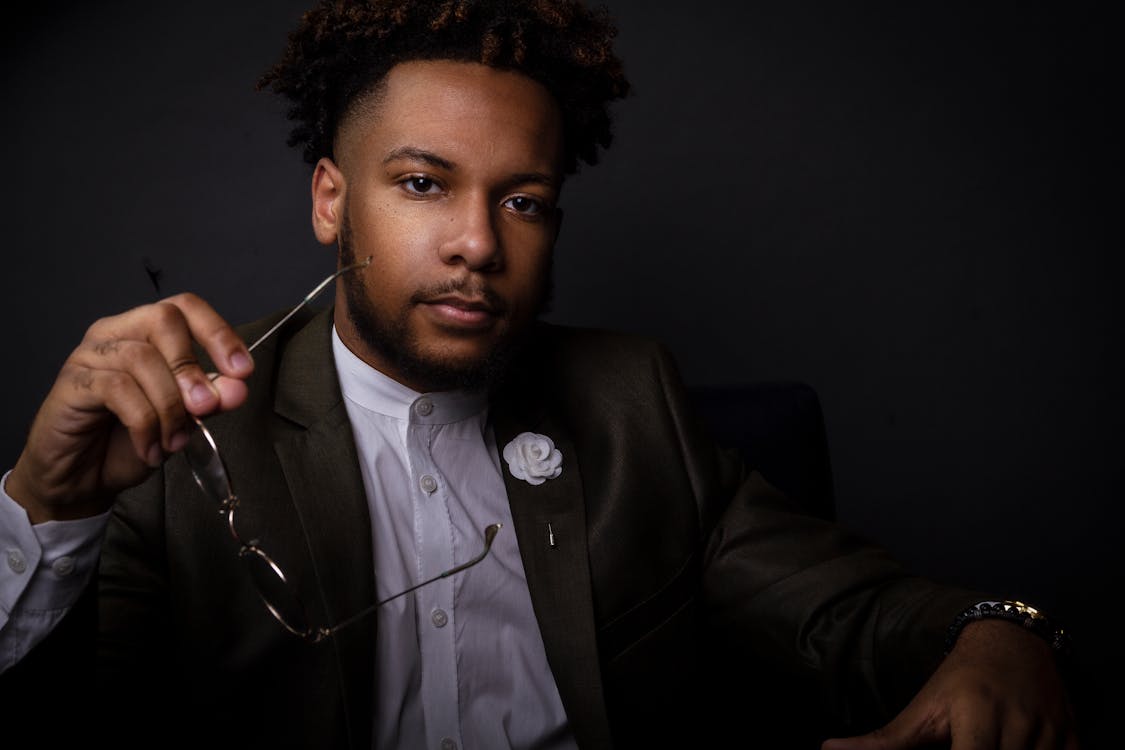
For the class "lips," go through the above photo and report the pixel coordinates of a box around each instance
[419,294,503,330]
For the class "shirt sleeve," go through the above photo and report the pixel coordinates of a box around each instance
[0,470,109,673]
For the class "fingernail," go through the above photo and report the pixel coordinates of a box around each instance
[146,443,164,468]
[230,351,252,372]
[168,430,190,453]
[190,383,214,406]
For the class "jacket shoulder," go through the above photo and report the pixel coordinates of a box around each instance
[527,322,677,384]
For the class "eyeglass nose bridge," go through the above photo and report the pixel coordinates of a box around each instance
[218,494,239,515]
[223,500,247,543]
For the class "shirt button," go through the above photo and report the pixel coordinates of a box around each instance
[419,474,438,494]
[6,548,27,574]
[431,608,449,628]
[415,398,434,417]
[440,738,458,750]
[52,556,76,577]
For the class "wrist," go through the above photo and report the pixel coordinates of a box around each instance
[945,599,1071,658]
[4,464,49,523]
[4,462,110,524]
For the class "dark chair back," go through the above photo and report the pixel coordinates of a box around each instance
[689,382,841,747]
[688,382,835,520]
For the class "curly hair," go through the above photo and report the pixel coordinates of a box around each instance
[258,0,630,174]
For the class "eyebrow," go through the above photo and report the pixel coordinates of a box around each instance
[382,146,560,190]
[382,146,456,171]
[505,172,559,190]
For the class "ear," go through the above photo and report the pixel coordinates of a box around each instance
[311,157,346,245]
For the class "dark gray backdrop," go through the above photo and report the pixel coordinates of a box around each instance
[3,1,1120,741]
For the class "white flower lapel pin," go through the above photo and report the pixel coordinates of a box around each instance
[503,432,563,486]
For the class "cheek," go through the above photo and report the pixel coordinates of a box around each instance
[505,244,553,304]
[351,207,433,281]
[351,193,433,251]
[518,233,554,276]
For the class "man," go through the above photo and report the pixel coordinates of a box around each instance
[0,1,1076,748]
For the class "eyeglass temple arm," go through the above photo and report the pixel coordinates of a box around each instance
[316,523,502,640]
[376,523,503,607]
[244,256,373,354]
[203,257,372,385]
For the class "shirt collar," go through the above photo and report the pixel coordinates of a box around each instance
[331,325,488,424]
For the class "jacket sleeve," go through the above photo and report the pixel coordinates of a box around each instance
[701,471,982,726]
[647,341,983,731]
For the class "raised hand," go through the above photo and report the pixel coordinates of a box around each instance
[6,293,253,523]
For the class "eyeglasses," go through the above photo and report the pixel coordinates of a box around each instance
[181,257,503,643]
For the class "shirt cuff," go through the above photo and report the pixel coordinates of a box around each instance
[0,470,110,623]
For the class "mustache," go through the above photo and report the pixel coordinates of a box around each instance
[410,278,508,314]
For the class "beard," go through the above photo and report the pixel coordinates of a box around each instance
[338,217,553,392]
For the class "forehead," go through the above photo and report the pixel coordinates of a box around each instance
[337,60,564,178]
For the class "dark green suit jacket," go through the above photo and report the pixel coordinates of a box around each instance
[10,307,981,748]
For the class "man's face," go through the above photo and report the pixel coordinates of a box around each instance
[313,60,564,392]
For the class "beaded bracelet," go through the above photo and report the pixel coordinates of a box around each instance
[944,600,1071,657]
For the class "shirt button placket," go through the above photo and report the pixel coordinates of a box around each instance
[408,396,460,746]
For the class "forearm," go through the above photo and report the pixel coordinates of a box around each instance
[701,473,983,725]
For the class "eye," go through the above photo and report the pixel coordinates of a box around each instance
[504,195,544,216]
[401,176,441,196]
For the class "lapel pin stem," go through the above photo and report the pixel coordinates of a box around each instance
[547,522,557,548]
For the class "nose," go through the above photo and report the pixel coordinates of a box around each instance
[438,193,502,272]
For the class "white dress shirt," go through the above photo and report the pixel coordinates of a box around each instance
[0,473,108,669]
[332,329,574,750]
[0,326,577,750]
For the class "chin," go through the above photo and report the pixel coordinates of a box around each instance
[422,337,501,364]
[410,338,518,391]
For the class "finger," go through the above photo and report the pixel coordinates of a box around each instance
[821,727,902,750]
[99,370,194,469]
[57,364,168,468]
[211,374,250,412]
[159,293,253,378]
[85,295,251,417]
[138,297,244,415]
[70,339,195,454]
[822,701,946,750]
[83,304,219,417]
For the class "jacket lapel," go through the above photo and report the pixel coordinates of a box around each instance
[272,309,375,750]
[263,311,612,748]
[493,395,614,749]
